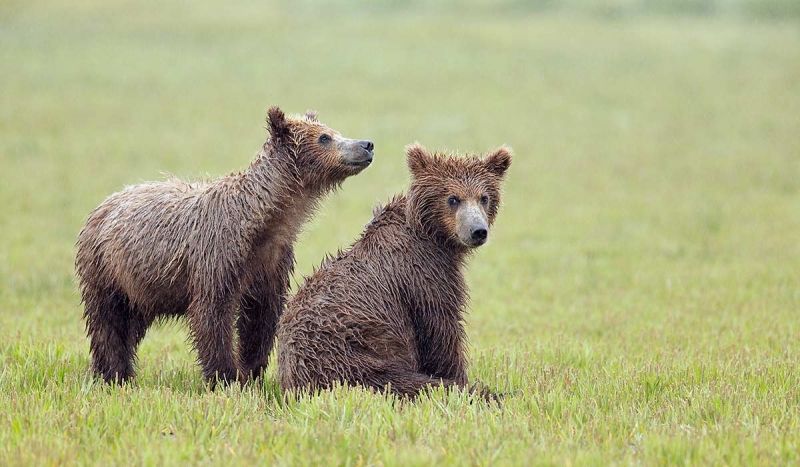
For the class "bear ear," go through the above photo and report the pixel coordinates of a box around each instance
[267,106,291,142]
[406,143,432,177]
[483,146,513,179]
[304,110,319,122]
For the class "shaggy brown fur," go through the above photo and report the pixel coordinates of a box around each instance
[277,143,512,398]
[76,107,374,385]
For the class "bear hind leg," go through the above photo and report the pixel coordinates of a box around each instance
[83,287,147,384]
[362,361,462,398]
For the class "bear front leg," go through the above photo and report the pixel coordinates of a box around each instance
[187,299,241,386]
[236,282,284,380]
[237,248,293,380]
[412,306,469,386]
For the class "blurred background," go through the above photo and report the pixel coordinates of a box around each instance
[2,3,799,463]
[1,0,798,358]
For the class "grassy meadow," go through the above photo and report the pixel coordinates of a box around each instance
[1,0,799,465]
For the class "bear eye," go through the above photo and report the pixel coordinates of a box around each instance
[447,195,461,207]
[480,194,489,205]
[318,134,332,144]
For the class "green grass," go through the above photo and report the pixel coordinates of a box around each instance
[1,0,799,465]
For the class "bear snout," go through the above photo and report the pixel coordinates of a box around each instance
[461,223,488,247]
[340,139,375,169]
[456,202,489,247]
[470,227,488,245]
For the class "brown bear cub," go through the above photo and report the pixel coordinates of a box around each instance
[277,143,511,398]
[76,107,374,385]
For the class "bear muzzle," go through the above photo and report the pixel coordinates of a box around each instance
[456,202,489,247]
[339,138,375,170]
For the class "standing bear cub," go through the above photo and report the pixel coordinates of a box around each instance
[277,143,511,397]
[76,107,374,385]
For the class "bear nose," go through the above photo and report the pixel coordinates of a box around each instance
[359,140,374,152]
[470,228,488,243]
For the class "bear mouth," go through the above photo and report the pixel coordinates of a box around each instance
[460,238,486,248]
[343,158,373,169]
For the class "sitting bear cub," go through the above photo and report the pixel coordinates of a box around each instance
[277,143,512,397]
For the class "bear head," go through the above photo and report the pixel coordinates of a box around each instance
[406,143,512,249]
[267,106,374,194]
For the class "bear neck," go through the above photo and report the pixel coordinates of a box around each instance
[235,141,319,237]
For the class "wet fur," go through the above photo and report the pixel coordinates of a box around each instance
[277,144,512,398]
[76,107,366,385]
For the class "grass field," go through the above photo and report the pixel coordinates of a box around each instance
[1,0,800,465]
